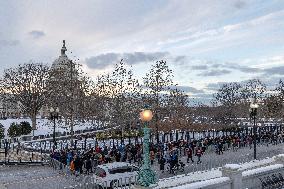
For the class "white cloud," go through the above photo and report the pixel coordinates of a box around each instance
[28,30,45,39]
[0,0,284,104]
[249,56,284,68]
[161,9,284,55]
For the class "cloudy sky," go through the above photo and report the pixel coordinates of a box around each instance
[1,0,284,103]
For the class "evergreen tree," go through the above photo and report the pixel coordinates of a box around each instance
[0,123,4,139]
[8,122,21,137]
[20,121,32,135]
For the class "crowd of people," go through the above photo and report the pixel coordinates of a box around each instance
[50,130,284,175]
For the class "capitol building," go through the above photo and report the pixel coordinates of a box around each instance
[0,40,75,119]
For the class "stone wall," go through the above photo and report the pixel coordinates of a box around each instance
[242,164,284,188]
[164,154,284,189]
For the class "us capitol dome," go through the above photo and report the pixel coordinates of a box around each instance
[50,40,77,80]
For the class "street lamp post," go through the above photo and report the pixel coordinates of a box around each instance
[50,107,59,150]
[249,102,259,160]
[137,107,157,187]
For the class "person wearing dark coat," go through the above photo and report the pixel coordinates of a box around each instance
[85,158,92,174]
[159,156,166,173]
[115,151,121,162]
[195,147,202,164]
[74,156,80,176]
[186,148,194,163]
[78,157,83,174]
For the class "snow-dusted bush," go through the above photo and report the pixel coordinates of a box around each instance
[7,121,32,137]
[0,123,4,139]
[8,122,21,137]
[20,121,32,135]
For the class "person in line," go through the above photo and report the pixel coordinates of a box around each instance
[186,147,194,163]
[159,156,166,173]
[195,147,202,164]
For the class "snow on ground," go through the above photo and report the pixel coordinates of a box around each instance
[0,118,98,138]
[223,157,276,172]
[242,164,284,177]
[154,168,222,189]
[223,164,242,170]
[237,157,276,171]
[1,118,228,140]
[169,177,230,189]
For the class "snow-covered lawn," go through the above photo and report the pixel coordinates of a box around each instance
[0,118,98,138]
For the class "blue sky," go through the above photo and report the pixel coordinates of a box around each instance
[0,0,284,103]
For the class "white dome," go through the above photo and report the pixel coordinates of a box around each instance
[51,40,71,71]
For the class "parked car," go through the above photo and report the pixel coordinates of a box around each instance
[92,162,139,188]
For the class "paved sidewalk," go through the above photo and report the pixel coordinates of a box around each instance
[0,165,77,189]
[151,142,284,179]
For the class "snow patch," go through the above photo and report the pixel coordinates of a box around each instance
[223,164,242,170]
[169,177,230,189]
[238,157,275,171]
[0,118,98,138]
[154,169,222,189]
[242,164,284,177]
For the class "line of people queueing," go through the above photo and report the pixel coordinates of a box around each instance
[50,130,284,175]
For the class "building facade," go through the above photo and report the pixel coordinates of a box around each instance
[0,40,74,119]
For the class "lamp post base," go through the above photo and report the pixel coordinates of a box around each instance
[133,184,157,189]
[137,168,157,187]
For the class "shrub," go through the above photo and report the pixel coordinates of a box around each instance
[20,121,32,135]
[0,123,4,139]
[7,122,32,137]
[8,122,21,137]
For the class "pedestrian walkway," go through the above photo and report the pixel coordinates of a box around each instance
[0,165,77,189]
[155,142,284,179]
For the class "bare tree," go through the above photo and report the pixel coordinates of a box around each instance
[165,88,191,131]
[89,60,142,142]
[0,63,50,130]
[89,74,113,129]
[109,60,142,141]
[48,60,91,144]
[264,79,284,119]
[213,82,243,124]
[242,79,266,101]
[143,60,174,143]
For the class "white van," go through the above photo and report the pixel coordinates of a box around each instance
[92,162,139,188]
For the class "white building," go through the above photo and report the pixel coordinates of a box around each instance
[0,40,76,119]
